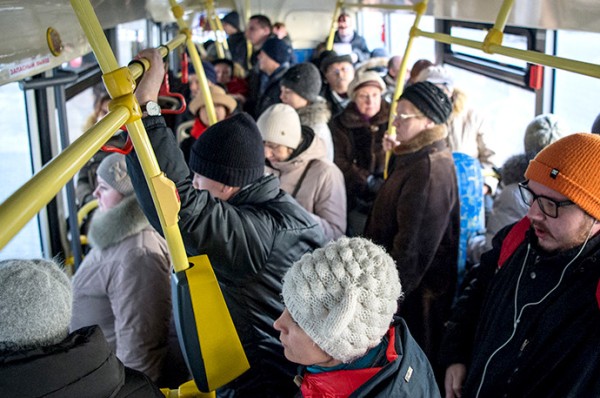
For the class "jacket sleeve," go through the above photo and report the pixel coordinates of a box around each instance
[126,116,272,278]
[109,247,171,381]
[438,225,509,368]
[389,157,456,295]
[330,118,369,198]
[310,163,347,241]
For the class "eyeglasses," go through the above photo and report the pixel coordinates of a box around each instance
[394,113,423,121]
[518,181,574,218]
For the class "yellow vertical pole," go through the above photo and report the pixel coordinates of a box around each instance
[214,12,229,52]
[482,0,514,53]
[206,0,226,59]
[326,0,344,51]
[169,0,217,125]
[384,0,428,179]
[69,0,189,271]
[244,0,252,70]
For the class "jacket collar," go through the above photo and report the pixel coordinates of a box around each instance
[393,124,448,156]
[88,195,150,249]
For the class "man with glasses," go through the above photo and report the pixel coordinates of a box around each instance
[440,133,600,398]
[364,81,458,383]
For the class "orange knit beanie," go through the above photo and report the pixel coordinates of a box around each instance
[525,133,600,220]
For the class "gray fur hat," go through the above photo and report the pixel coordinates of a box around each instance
[282,237,402,363]
[281,63,322,103]
[523,113,566,154]
[0,259,72,350]
[96,153,134,196]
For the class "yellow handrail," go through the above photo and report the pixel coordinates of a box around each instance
[206,0,226,59]
[326,0,344,51]
[383,1,429,179]
[415,29,600,79]
[169,0,217,126]
[0,109,128,250]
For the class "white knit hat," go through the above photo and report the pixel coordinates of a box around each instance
[415,65,454,94]
[96,153,133,196]
[282,237,402,363]
[257,103,302,150]
[0,259,72,350]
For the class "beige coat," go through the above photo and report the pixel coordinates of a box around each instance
[267,128,347,241]
[71,196,172,382]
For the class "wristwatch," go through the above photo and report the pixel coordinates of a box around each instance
[141,100,161,116]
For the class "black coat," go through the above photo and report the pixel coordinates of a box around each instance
[127,116,325,396]
[245,65,288,119]
[439,223,600,398]
[0,326,163,397]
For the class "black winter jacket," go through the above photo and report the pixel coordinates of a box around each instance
[127,116,325,396]
[439,223,600,398]
[0,326,163,397]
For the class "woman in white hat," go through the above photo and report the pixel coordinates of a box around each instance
[274,237,440,397]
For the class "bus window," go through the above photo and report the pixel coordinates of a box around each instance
[0,82,43,259]
[388,13,436,65]
[446,64,536,165]
[553,30,600,133]
[116,19,150,66]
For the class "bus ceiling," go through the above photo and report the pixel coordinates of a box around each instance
[0,0,599,86]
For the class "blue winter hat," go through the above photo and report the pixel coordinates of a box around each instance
[188,60,218,84]
[260,37,292,65]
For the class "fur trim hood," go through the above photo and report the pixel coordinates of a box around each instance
[297,97,331,127]
[87,195,151,250]
[393,125,448,156]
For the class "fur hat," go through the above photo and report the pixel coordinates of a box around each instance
[347,71,386,100]
[319,51,353,75]
[281,63,322,103]
[0,259,72,350]
[189,85,237,116]
[282,237,402,363]
[221,11,241,31]
[523,113,566,154]
[189,112,265,187]
[257,104,302,150]
[96,153,133,196]
[260,37,292,65]
[399,81,453,125]
[415,65,454,94]
[525,133,600,220]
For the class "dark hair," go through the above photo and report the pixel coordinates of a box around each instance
[212,58,234,72]
[250,14,272,31]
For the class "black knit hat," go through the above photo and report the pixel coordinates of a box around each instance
[261,37,292,65]
[281,63,322,102]
[221,11,241,32]
[319,51,353,75]
[189,113,265,187]
[399,81,452,125]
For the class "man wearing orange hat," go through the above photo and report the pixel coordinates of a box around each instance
[440,133,600,398]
